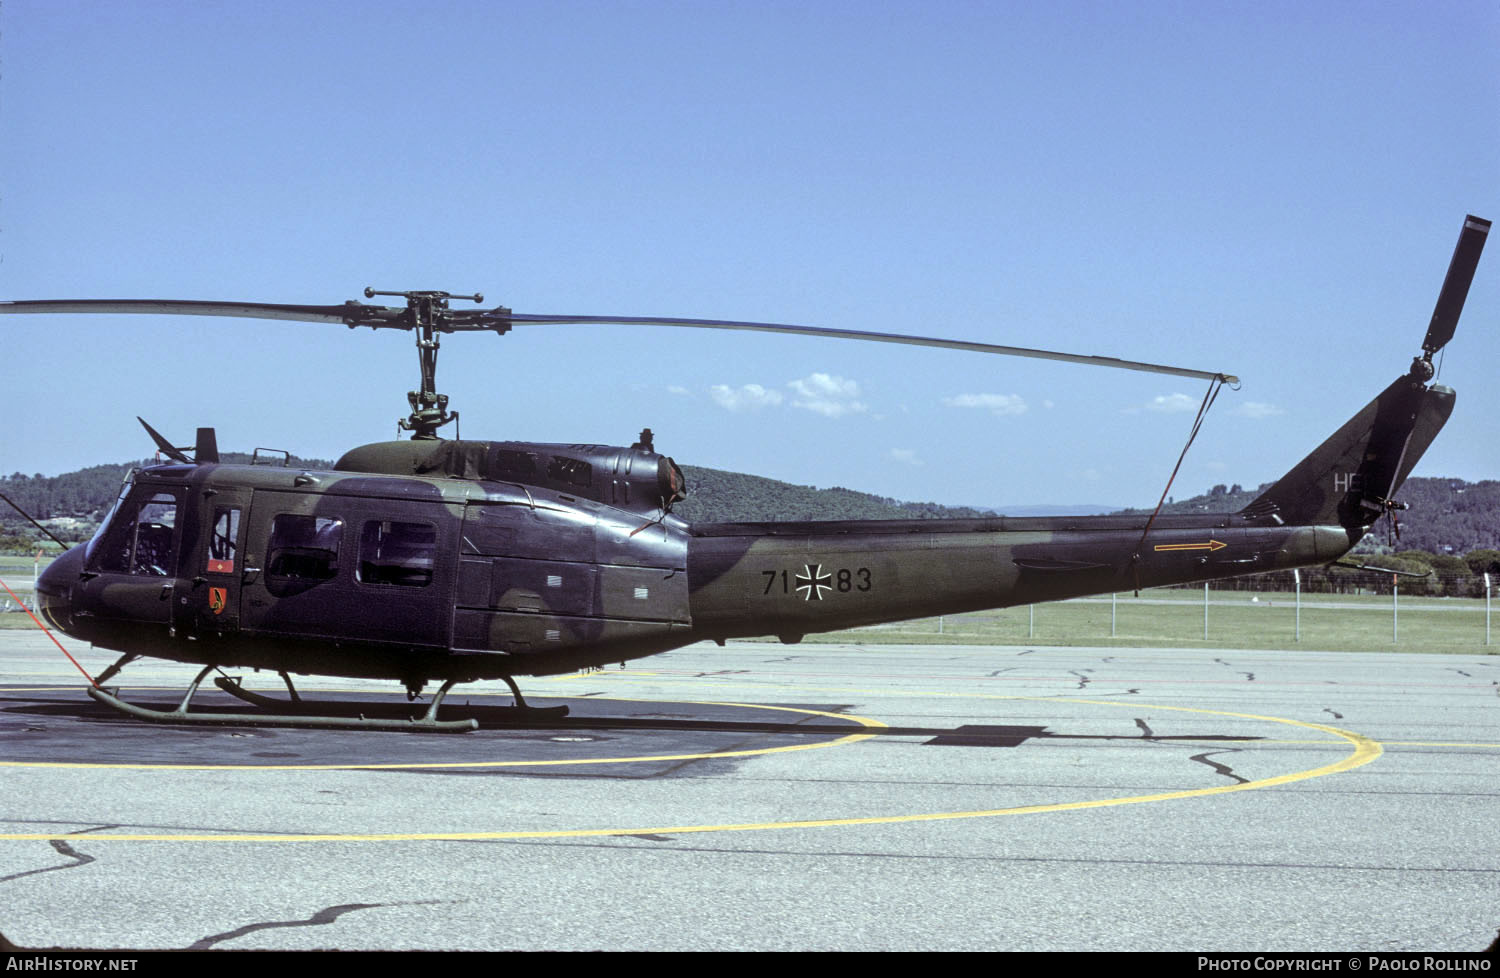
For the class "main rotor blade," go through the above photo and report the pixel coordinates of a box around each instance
[0,297,515,332]
[1423,214,1491,355]
[504,314,1238,384]
[0,298,390,325]
[0,297,1237,382]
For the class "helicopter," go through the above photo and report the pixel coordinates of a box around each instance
[2,215,1489,732]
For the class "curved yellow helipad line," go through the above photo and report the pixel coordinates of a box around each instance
[0,694,1381,843]
[0,697,885,771]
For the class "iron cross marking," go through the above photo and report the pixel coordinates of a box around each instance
[795,563,833,601]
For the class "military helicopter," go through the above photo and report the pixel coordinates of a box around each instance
[3,215,1489,732]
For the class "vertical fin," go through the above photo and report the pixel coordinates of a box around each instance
[1240,379,1453,528]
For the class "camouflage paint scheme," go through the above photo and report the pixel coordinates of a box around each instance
[36,373,1454,688]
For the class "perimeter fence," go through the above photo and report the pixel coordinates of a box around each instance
[824,572,1497,654]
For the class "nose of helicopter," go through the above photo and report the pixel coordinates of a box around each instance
[35,544,85,632]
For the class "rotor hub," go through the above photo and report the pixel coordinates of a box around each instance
[364,288,488,439]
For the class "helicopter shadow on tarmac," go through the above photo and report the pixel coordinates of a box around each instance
[0,683,1263,778]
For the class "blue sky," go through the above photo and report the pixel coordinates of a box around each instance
[2,1,1495,509]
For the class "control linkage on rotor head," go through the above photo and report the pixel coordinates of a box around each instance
[360,288,513,439]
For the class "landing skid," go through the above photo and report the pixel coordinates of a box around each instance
[86,658,568,733]
[211,671,569,722]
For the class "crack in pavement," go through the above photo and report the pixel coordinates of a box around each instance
[1211,659,1255,682]
[188,900,444,949]
[0,830,105,884]
[1189,749,1249,785]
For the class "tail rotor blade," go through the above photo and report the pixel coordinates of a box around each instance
[1423,214,1491,355]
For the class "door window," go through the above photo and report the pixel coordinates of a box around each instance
[206,507,241,574]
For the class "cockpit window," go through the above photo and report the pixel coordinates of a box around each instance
[91,487,183,577]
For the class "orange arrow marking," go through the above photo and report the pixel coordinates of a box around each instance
[1153,540,1227,553]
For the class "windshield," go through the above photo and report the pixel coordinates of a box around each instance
[84,470,136,564]
[88,479,185,576]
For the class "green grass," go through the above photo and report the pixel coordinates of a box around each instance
[0,555,55,628]
[805,590,1498,654]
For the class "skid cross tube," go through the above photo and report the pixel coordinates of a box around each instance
[87,662,480,733]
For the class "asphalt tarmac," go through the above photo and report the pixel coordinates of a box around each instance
[1,632,1497,951]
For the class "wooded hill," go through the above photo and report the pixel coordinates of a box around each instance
[0,453,334,551]
[672,466,991,523]
[4,458,1497,578]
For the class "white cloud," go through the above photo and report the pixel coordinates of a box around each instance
[1232,401,1284,419]
[888,448,923,466]
[788,372,867,417]
[943,392,1028,416]
[1144,393,1198,413]
[667,385,693,397]
[709,383,783,411]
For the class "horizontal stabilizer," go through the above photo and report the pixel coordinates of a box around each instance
[1331,558,1431,578]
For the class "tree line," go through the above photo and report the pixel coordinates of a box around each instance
[4,459,1498,594]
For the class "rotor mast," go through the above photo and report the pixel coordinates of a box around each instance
[363,288,496,440]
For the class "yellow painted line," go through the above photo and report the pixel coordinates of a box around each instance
[0,697,1381,843]
[1358,740,1500,748]
[0,699,884,771]
[568,675,1500,750]
[1153,540,1227,552]
[1207,738,1500,749]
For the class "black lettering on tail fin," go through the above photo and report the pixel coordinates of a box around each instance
[1239,378,1454,529]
